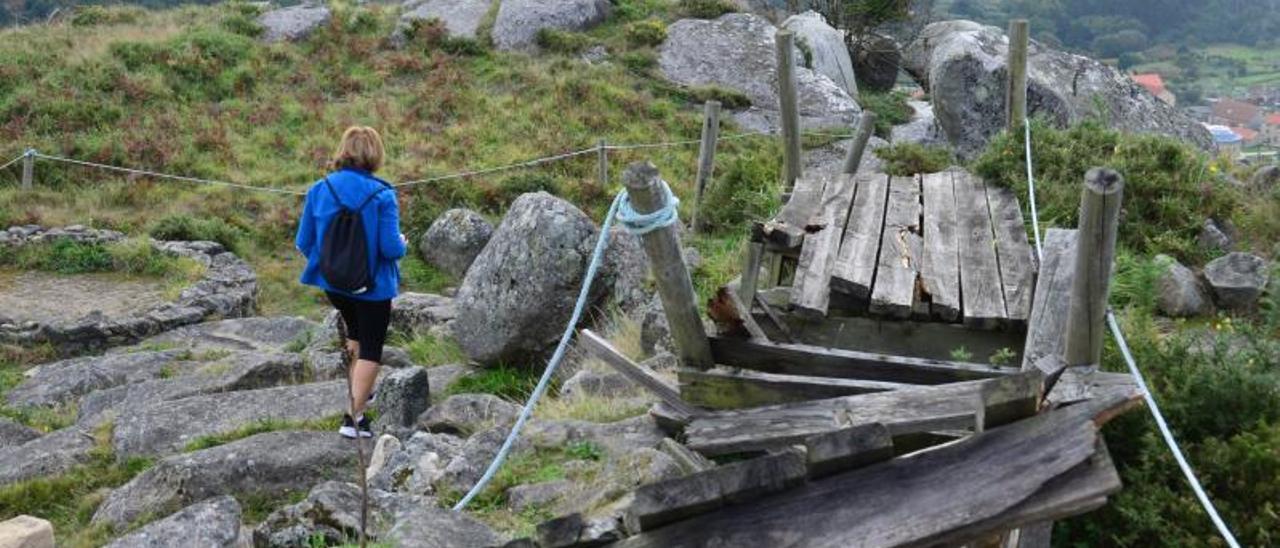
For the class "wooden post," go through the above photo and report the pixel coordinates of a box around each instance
[623,161,715,370]
[1063,168,1123,366]
[1006,19,1029,132]
[20,150,33,191]
[775,30,802,190]
[597,138,608,188]
[841,111,877,175]
[740,241,764,309]
[692,100,722,233]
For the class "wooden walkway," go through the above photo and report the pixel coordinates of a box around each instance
[761,168,1036,329]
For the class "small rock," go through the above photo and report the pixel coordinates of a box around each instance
[0,427,96,487]
[0,419,39,448]
[561,369,635,399]
[682,247,703,270]
[492,0,611,51]
[254,481,422,547]
[640,351,678,372]
[395,0,491,44]
[427,363,477,400]
[419,393,520,436]
[891,100,943,146]
[0,515,54,548]
[390,292,457,335]
[419,209,495,279]
[1198,218,1234,253]
[507,479,572,512]
[437,427,528,494]
[536,512,623,548]
[639,294,672,356]
[1249,164,1279,192]
[1155,255,1213,318]
[581,45,608,64]
[367,434,403,480]
[524,415,665,455]
[376,366,431,432]
[851,32,901,93]
[1203,252,1270,311]
[386,506,506,548]
[104,496,243,548]
[369,431,464,494]
[258,4,331,43]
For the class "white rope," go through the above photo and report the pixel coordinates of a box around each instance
[395,147,599,188]
[32,152,307,196]
[0,151,27,173]
[1106,311,1242,548]
[1023,118,1043,262]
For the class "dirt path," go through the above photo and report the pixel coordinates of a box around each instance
[0,269,168,324]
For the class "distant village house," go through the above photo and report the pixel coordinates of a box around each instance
[1264,113,1280,146]
[1211,98,1263,129]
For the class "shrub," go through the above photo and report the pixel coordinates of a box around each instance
[625,19,667,47]
[70,5,143,27]
[0,240,112,274]
[859,91,914,138]
[679,0,738,19]
[971,119,1238,261]
[446,365,541,401]
[686,85,752,110]
[874,142,952,176]
[222,13,264,37]
[620,50,657,72]
[535,29,594,54]
[700,152,782,233]
[149,214,247,253]
[500,172,560,200]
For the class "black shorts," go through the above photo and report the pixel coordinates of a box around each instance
[325,291,392,363]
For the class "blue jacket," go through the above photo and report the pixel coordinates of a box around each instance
[295,168,406,302]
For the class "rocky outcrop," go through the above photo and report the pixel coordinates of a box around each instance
[903,20,1212,158]
[561,369,636,399]
[1198,218,1235,254]
[369,431,465,495]
[131,316,316,355]
[254,481,422,546]
[851,33,901,92]
[258,3,331,43]
[891,100,943,145]
[0,230,257,357]
[452,192,618,366]
[492,0,611,51]
[390,292,458,336]
[111,380,347,457]
[0,427,97,486]
[386,506,506,548]
[659,14,861,128]
[6,350,186,408]
[93,431,356,529]
[104,496,245,548]
[0,419,39,448]
[436,427,528,495]
[1203,252,1269,311]
[419,209,494,279]
[395,0,491,44]
[1155,255,1212,318]
[782,11,858,99]
[419,393,519,436]
[375,366,431,434]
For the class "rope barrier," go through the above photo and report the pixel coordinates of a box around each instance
[1018,115,1240,546]
[1106,311,1242,548]
[32,152,307,196]
[395,146,600,189]
[0,151,27,173]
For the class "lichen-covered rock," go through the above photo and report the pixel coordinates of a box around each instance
[436,427,530,496]
[386,506,506,548]
[782,11,858,98]
[561,369,636,399]
[1203,252,1269,311]
[427,363,476,400]
[452,192,608,366]
[93,431,356,530]
[369,431,464,495]
[390,292,458,336]
[1155,255,1212,318]
[375,366,431,433]
[1198,218,1235,254]
[419,209,494,279]
[104,496,244,548]
[0,427,96,487]
[419,393,519,436]
[1250,164,1279,192]
[0,419,39,448]
[254,481,423,547]
[524,415,665,454]
[366,434,403,482]
[851,32,902,92]
[903,20,1212,159]
[507,480,572,512]
[395,0,491,44]
[0,515,54,548]
[492,0,611,51]
[132,316,318,355]
[659,14,860,125]
[258,3,331,43]
[891,100,943,146]
[6,350,184,408]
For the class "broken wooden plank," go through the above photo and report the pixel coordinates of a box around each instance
[752,296,795,343]
[755,173,828,249]
[1046,368,1139,408]
[578,329,704,418]
[726,287,768,341]
[986,183,1036,326]
[659,438,714,475]
[920,171,961,322]
[740,241,763,308]
[870,175,924,319]
[709,336,1015,385]
[614,391,1134,548]
[1021,229,1078,375]
[791,173,858,318]
[684,372,1042,456]
[954,169,1007,328]
[804,423,894,479]
[623,448,807,533]
[678,367,904,410]
[831,173,890,301]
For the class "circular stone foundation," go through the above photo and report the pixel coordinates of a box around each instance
[0,225,258,356]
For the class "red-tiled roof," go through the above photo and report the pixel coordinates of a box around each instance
[1212,99,1261,125]
[1266,113,1280,126]
[1131,73,1167,96]
[1231,126,1259,141]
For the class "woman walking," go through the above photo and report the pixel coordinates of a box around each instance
[296,126,407,438]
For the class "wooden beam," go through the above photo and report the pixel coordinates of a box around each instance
[842,111,878,175]
[869,175,924,319]
[804,423,894,478]
[776,30,802,189]
[791,173,857,318]
[920,171,961,322]
[986,183,1036,326]
[678,367,904,410]
[622,162,714,370]
[955,169,1007,328]
[740,241,763,308]
[754,173,828,250]
[659,438,715,475]
[691,100,721,233]
[832,173,890,301]
[1021,229,1077,376]
[578,329,704,418]
[708,336,1015,385]
[1006,19,1030,132]
[1064,168,1123,366]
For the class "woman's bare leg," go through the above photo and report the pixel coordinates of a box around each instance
[350,360,380,416]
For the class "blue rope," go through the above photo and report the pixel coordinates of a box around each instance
[453,182,680,511]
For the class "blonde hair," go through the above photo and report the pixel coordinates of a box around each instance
[331,126,385,173]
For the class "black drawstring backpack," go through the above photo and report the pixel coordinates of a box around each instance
[319,177,388,295]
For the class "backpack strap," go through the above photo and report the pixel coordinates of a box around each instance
[356,185,389,211]
[321,177,351,211]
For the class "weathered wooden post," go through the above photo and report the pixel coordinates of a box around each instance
[775,30,802,190]
[740,241,764,307]
[21,149,33,191]
[597,138,608,188]
[623,161,715,370]
[691,100,722,233]
[1063,168,1123,366]
[841,111,878,175]
[1006,19,1029,132]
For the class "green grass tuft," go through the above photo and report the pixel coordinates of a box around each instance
[445,365,541,401]
[393,331,468,368]
[181,415,343,452]
[874,142,953,176]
